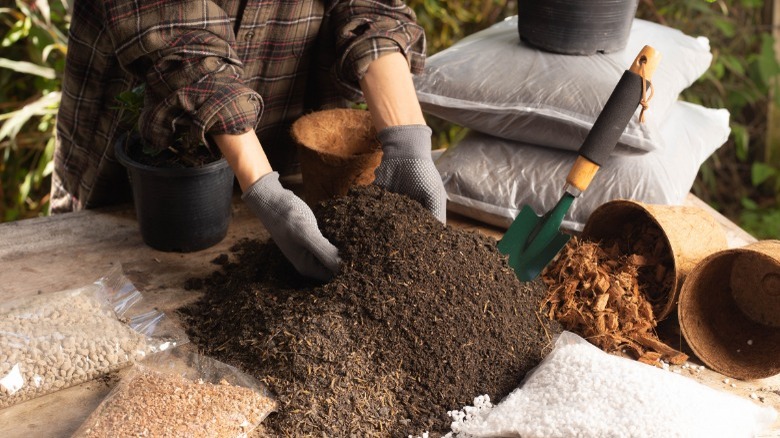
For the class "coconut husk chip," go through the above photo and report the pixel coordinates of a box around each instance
[541,237,688,365]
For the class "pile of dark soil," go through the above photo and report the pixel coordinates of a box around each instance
[180,186,560,437]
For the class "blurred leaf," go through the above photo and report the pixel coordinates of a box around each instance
[2,16,31,47]
[17,171,32,208]
[731,123,749,161]
[712,17,735,37]
[41,42,65,62]
[709,60,726,79]
[0,7,22,17]
[751,162,778,186]
[0,58,56,78]
[35,0,51,25]
[38,136,55,179]
[740,207,780,239]
[757,34,780,85]
[0,91,61,144]
[740,0,762,8]
[719,54,745,76]
[5,208,19,222]
[740,196,758,209]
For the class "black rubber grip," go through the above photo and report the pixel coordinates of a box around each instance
[579,70,648,166]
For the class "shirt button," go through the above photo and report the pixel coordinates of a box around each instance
[245,31,255,41]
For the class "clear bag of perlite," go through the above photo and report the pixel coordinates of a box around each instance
[0,266,185,409]
[72,347,277,438]
[445,331,777,438]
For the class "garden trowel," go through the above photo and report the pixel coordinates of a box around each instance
[498,45,661,282]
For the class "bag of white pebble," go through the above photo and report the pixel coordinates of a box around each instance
[445,331,777,438]
[0,266,185,409]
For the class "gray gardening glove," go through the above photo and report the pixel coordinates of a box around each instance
[374,125,447,223]
[242,172,341,281]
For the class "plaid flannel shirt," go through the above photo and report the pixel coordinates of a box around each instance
[52,0,425,213]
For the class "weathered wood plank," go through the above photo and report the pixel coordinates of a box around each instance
[0,195,776,437]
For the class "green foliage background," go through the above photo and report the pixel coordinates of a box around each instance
[1,0,779,238]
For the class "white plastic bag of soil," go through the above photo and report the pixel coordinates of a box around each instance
[435,101,730,231]
[0,267,185,409]
[72,347,277,438]
[414,16,713,154]
[445,331,777,438]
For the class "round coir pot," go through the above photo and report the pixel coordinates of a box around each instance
[582,200,728,321]
[517,0,639,55]
[291,108,382,206]
[678,240,780,380]
[115,132,234,253]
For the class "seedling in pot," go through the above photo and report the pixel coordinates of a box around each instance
[113,84,220,168]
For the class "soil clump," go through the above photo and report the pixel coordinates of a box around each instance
[180,185,559,437]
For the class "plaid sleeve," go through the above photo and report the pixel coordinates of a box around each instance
[103,0,262,152]
[329,0,426,98]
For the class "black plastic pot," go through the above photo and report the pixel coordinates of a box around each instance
[115,133,234,252]
[517,0,639,55]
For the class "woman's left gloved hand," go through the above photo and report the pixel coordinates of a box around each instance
[374,125,447,223]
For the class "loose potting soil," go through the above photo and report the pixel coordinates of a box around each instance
[180,185,559,437]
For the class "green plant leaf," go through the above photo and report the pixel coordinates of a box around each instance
[757,33,780,85]
[740,207,780,239]
[731,123,749,162]
[750,162,778,186]
[740,196,758,210]
[4,208,20,222]
[2,16,31,47]
[712,17,735,38]
[740,0,763,8]
[709,59,725,79]
[17,171,32,207]
[719,54,745,76]
[27,137,54,187]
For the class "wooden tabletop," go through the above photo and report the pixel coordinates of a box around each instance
[0,194,777,437]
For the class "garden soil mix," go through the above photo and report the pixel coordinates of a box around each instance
[180,185,560,437]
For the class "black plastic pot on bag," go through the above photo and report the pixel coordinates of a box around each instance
[115,132,234,252]
[517,0,639,55]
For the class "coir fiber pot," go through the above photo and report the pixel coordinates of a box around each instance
[517,0,639,55]
[582,200,728,321]
[678,240,780,380]
[291,108,382,206]
[115,132,234,252]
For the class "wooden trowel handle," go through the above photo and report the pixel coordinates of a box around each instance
[566,45,662,193]
[629,45,661,76]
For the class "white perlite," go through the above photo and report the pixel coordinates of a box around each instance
[445,332,777,438]
[0,277,168,408]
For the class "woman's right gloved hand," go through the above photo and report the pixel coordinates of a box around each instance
[242,172,341,281]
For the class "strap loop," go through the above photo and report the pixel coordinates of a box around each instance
[638,59,654,123]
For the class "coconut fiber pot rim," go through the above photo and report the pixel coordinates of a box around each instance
[582,200,727,320]
[678,240,780,380]
[291,108,383,206]
[291,108,381,159]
